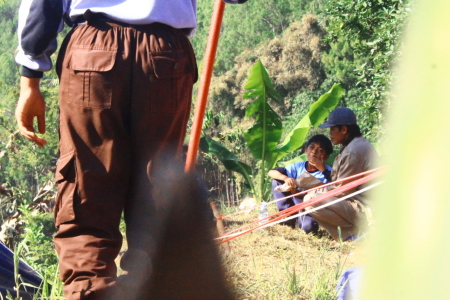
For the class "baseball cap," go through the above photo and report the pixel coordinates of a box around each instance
[318,107,357,128]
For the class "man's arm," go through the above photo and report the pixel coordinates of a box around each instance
[268,168,295,188]
[320,167,332,183]
[15,0,66,146]
[16,0,64,78]
[15,77,47,147]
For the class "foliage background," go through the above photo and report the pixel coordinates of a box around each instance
[0,0,413,220]
[0,0,413,215]
[0,1,411,297]
[191,0,412,203]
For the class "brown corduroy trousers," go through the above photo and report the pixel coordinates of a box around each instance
[54,18,197,300]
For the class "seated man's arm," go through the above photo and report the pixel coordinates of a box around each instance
[322,168,332,183]
[328,152,369,196]
[268,168,295,188]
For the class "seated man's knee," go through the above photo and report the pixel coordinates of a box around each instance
[304,191,317,202]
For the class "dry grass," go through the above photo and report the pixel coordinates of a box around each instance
[219,205,368,300]
[115,204,368,299]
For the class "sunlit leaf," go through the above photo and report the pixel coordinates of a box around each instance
[243,60,283,161]
[267,84,343,169]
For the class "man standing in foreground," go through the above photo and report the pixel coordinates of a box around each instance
[304,107,378,241]
[15,1,198,298]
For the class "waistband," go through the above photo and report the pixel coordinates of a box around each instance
[73,9,190,35]
[74,9,129,27]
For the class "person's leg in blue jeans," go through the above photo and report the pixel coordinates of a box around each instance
[272,179,296,228]
[272,180,318,233]
[291,196,319,234]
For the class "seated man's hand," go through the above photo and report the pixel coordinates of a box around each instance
[284,177,296,188]
[308,157,325,172]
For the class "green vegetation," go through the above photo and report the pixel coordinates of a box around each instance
[362,1,450,299]
[201,60,343,203]
[0,0,412,299]
[321,0,413,140]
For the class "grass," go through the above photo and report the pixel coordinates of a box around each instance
[4,202,367,299]
[2,209,65,300]
[219,203,367,300]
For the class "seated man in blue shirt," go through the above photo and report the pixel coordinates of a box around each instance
[268,134,333,233]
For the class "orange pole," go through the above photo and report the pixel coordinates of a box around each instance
[185,0,226,173]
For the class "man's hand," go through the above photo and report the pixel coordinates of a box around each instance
[15,76,47,147]
[284,177,296,188]
[268,170,296,188]
[308,156,325,172]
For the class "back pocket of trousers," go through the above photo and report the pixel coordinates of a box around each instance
[149,50,194,113]
[54,151,77,227]
[66,46,117,109]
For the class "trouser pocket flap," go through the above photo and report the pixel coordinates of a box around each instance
[151,50,192,78]
[67,46,117,72]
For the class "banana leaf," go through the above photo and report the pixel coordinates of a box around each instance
[200,136,255,193]
[265,84,343,170]
[243,60,283,160]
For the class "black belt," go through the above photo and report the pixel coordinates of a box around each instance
[72,9,188,35]
[73,9,121,26]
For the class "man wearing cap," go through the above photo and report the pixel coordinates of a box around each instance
[304,107,378,241]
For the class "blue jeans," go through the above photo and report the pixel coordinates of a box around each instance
[272,180,319,234]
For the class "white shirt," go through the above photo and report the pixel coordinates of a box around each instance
[16,0,197,75]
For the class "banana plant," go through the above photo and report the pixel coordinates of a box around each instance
[201,60,343,202]
[200,135,255,195]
